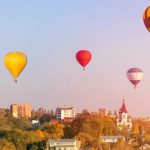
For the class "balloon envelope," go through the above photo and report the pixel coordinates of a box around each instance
[143,6,150,32]
[4,51,27,82]
[127,68,143,88]
[76,50,92,70]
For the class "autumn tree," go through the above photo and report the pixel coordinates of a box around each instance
[0,139,16,150]
[66,112,118,148]
[131,122,140,140]
[40,122,64,139]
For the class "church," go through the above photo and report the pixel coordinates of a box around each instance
[116,100,132,130]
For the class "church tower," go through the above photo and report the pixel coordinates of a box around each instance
[116,100,132,130]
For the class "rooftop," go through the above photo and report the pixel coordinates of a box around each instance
[100,136,125,140]
[47,139,77,142]
[120,100,127,113]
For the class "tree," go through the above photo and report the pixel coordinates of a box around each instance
[132,122,140,140]
[39,114,51,124]
[30,130,47,141]
[30,145,38,150]
[0,139,16,150]
[68,113,118,148]
[4,129,32,150]
[10,117,31,130]
[40,123,64,139]
[0,116,31,131]
[64,124,73,138]
[112,139,133,150]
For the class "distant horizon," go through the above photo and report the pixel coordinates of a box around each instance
[2,99,149,118]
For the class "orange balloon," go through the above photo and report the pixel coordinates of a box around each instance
[143,6,150,32]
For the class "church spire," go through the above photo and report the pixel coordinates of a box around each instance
[120,99,127,113]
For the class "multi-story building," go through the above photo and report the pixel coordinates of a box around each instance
[10,104,32,118]
[55,107,75,120]
[116,100,132,130]
[46,139,81,150]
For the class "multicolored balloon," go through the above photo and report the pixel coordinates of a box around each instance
[127,68,143,88]
[4,51,27,82]
[143,6,150,32]
[76,50,92,70]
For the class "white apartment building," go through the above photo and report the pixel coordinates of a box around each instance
[46,139,81,150]
[56,107,75,120]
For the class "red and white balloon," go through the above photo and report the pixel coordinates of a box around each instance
[127,68,143,88]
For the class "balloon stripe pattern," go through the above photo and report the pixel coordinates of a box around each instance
[127,68,143,88]
[143,6,150,32]
[76,50,92,70]
[4,51,27,81]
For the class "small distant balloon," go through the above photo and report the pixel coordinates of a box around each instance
[76,50,92,70]
[127,68,143,88]
[4,51,27,82]
[143,6,150,32]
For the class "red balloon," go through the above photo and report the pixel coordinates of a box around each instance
[76,50,92,70]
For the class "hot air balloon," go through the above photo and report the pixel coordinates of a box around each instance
[127,68,143,88]
[4,51,27,82]
[143,6,150,32]
[76,50,92,70]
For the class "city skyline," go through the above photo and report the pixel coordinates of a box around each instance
[2,100,142,118]
[0,1,150,117]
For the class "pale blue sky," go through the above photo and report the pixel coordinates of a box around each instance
[0,1,150,116]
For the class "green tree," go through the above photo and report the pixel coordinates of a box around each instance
[28,144,38,150]
[10,117,31,130]
[4,129,28,150]
[0,116,31,131]
[39,114,51,124]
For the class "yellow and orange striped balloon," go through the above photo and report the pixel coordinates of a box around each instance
[4,51,27,82]
[143,6,150,32]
